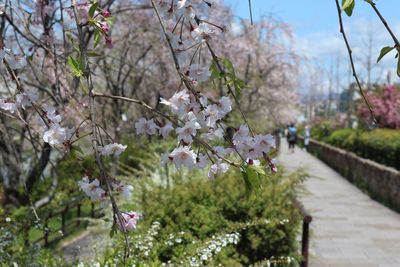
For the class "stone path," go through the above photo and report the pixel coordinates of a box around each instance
[279,141,400,267]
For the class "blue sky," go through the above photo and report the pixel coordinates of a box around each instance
[224,0,400,89]
[224,0,399,36]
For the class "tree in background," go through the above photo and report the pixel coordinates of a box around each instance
[357,84,400,129]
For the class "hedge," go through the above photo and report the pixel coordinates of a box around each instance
[325,128,400,170]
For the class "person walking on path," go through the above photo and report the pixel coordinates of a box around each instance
[287,124,297,153]
[304,125,310,151]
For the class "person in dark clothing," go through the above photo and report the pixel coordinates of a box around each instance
[287,124,297,152]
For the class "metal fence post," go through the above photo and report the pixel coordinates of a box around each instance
[300,215,312,267]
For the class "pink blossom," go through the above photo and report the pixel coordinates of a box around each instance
[101,9,110,17]
[105,36,113,49]
[118,211,141,232]
[100,22,110,33]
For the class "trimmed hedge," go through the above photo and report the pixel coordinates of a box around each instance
[326,128,400,170]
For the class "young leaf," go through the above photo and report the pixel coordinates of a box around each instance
[67,56,83,77]
[93,29,101,49]
[89,2,98,18]
[342,0,355,16]
[377,46,394,63]
[397,54,400,77]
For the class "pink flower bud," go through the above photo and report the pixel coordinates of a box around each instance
[105,36,113,49]
[100,22,109,33]
[101,9,110,17]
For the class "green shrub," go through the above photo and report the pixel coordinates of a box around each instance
[99,168,306,266]
[325,128,400,170]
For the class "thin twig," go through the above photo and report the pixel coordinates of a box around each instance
[334,0,377,125]
[365,1,400,49]
[248,0,253,25]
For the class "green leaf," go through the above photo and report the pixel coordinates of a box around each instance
[377,46,394,63]
[105,16,116,26]
[222,58,235,75]
[241,165,264,197]
[87,50,101,57]
[109,224,117,238]
[397,54,400,77]
[233,77,246,99]
[342,0,355,16]
[93,29,101,49]
[67,56,83,77]
[89,2,98,18]
[209,60,224,79]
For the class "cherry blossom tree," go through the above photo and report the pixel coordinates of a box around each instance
[0,1,302,254]
[357,84,400,128]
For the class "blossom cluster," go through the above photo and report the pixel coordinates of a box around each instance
[155,0,223,82]
[78,176,133,207]
[135,88,276,178]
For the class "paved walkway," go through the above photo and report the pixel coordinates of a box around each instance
[279,141,400,267]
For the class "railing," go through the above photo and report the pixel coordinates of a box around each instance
[33,197,104,247]
[295,200,312,267]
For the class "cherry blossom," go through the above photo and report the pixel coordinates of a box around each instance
[16,92,38,109]
[254,134,275,153]
[0,48,27,70]
[98,143,127,156]
[208,161,230,179]
[159,122,174,138]
[170,146,197,169]
[0,98,17,113]
[43,123,73,147]
[176,119,201,143]
[191,23,214,41]
[160,89,191,115]
[78,177,107,204]
[188,64,211,82]
[118,211,141,232]
[112,181,134,199]
[135,118,158,135]
[42,104,62,123]
[201,127,224,141]
[196,153,208,169]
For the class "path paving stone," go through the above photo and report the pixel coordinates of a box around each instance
[279,141,400,267]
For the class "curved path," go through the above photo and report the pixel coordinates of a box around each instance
[279,141,400,267]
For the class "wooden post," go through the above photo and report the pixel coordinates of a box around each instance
[44,212,51,246]
[77,204,81,226]
[62,205,68,234]
[91,202,95,218]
